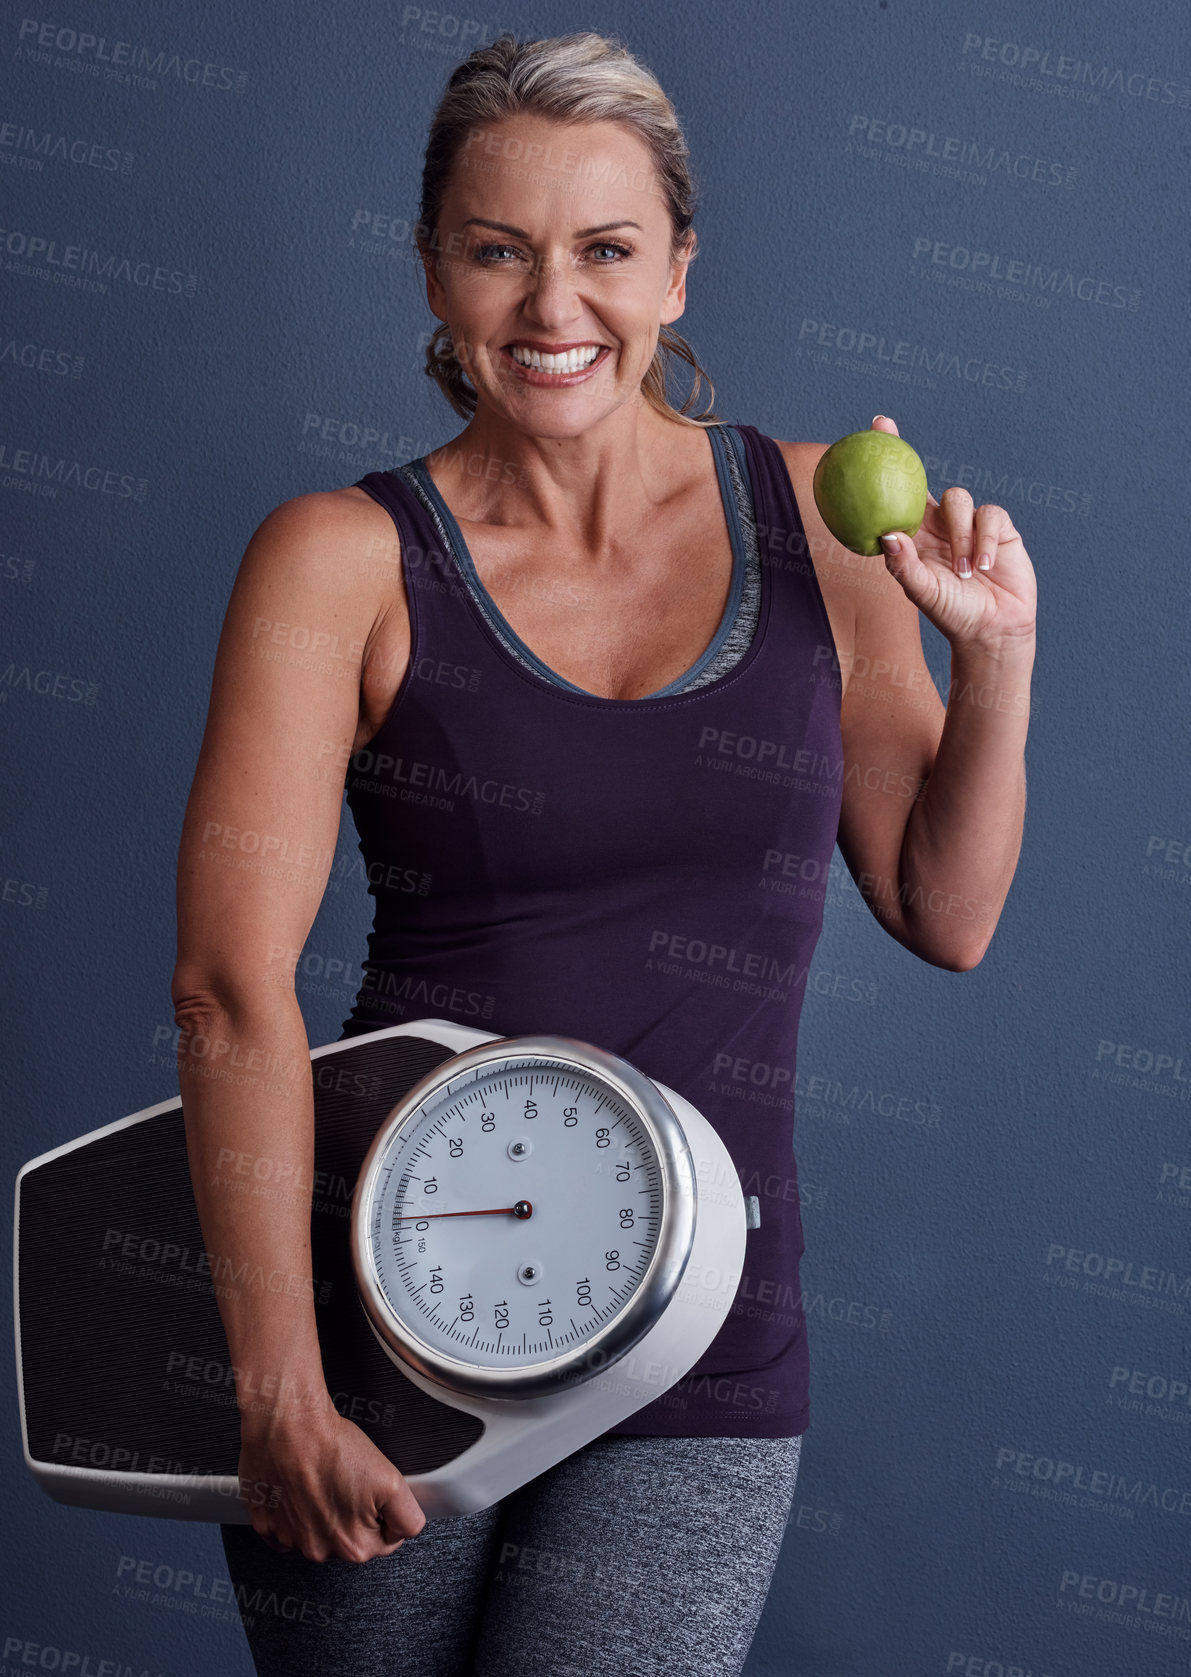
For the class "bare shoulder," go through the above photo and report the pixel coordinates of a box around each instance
[235,482,406,645]
[770,438,853,581]
[770,439,862,672]
[226,482,410,751]
[770,438,864,585]
[241,482,398,582]
[770,439,929,686]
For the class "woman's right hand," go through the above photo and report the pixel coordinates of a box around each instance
[237,1392,428,1563]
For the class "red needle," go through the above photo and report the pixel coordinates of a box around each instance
[396,1199,533,1221]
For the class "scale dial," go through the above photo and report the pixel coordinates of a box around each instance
[351,1035,697,1399]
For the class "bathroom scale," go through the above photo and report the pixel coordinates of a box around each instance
[14,1018,747,1522]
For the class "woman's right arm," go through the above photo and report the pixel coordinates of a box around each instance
[170,489,422,1563]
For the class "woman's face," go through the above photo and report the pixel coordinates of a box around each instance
[423,113,691,440]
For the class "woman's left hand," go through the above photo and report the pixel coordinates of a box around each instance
[871,415,1037,656]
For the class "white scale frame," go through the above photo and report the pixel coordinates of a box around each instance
[14,1019,747,1522]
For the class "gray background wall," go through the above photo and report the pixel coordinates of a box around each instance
[3,1,1189,1672]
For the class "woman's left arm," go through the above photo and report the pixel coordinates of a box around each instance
[801,415,1037,972]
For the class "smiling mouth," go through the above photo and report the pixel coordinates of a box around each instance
[503,343,609,376]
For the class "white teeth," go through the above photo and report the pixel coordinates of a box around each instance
[509,344,602,372]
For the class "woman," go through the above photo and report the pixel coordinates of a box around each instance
[172,30,1036,1677]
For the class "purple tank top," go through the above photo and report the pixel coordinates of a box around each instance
[338,424,844,1437]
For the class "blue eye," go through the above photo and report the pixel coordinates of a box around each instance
[473,243,522,264]
[471,240,634,266]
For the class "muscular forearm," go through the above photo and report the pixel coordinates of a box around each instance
[174,993,331,1430]
[894,636,1034,967]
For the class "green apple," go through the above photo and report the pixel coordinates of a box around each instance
[812,429,928,556]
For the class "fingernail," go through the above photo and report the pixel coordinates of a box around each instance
[977,552,992,570]
[957,554,972,578]
[880,533,900,554]
[872,414,885,425]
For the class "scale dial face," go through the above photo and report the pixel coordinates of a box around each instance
[352,1036,697,1398]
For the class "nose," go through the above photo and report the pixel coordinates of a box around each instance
[521,253,585,332]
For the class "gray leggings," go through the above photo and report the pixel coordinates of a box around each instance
[220,1431,803,1676]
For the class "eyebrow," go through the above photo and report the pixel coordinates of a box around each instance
[462,218,643,238]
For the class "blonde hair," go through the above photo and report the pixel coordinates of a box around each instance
[416,30,719,428]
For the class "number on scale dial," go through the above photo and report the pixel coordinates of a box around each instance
[353,1041,694,1398]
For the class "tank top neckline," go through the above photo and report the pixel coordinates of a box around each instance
[397,423,769,710]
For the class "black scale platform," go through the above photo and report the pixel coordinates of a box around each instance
[17,1032,486,1492]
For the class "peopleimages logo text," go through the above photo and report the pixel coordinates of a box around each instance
[16,17,249,90]
[1046,1243,1191,1300]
